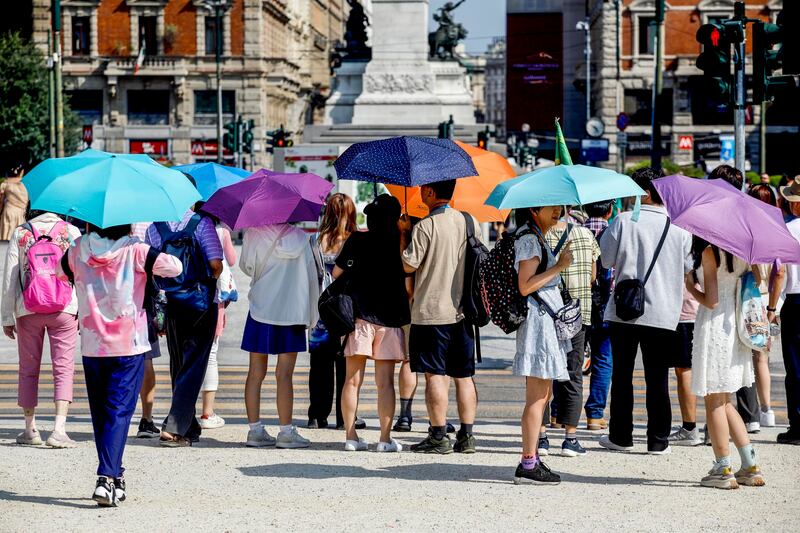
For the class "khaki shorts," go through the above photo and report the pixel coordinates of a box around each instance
[344,319,407,361]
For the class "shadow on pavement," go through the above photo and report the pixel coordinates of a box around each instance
[0,490,96,509]
[238,462,688,486]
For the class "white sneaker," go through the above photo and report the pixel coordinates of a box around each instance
[648,445,672,456]
[376,439,403,453]
[598,434,633,452]
[668,427,702,446]
[760,409,776,427]
[344,438,369,452]
[746,421,761,434]
[246,426,276,448]
[276,427,311,449]
[199,413,225,430]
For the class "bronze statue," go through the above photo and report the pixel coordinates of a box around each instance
[342,0,371,60]
[428,0,468,60]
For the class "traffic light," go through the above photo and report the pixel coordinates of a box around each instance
[696,23,733,105]
[266,125,293,153]
[784,3,800,75]
[753,21,783,102]
[477,127,489,150]
[223,121,238,154]
[242,119,254,154]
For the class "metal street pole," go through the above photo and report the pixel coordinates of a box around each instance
[215,4,224,164]
[47,32,55,158]
[53,0,64,157]
[650,0,665,169]
[584,17,591,122]
[759,101,769,174]
[734,38,746,184]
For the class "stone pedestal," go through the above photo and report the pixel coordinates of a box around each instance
[325,0,475,126]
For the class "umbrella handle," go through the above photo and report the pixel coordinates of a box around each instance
[373,182,378,198]
[404,186,408,215]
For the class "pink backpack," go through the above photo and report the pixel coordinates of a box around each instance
[20,221,72,314]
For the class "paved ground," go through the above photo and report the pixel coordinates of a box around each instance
[1,244,798,531]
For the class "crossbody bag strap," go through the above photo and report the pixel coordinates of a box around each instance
[642,217,671,286]
[553,223,572,256]
[531,291,558,319]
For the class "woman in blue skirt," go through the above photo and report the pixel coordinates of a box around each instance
[240,222,320,449]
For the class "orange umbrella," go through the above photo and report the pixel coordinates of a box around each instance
[385,141,514,222]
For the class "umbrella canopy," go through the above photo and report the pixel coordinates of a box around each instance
[485,164,645,209]
[22,149,201,228]
[201,169,334,230]
[385,141,514,222]
[173,162,251,201]
[652,174,800,264]
[333,136,478,186]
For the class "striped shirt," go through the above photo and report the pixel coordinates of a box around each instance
[145,210,223,261]
[546,223,600,325]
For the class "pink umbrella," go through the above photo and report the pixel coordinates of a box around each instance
[652,174,800,264]
[201,169,334,230]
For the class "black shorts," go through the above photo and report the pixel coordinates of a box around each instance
[670,322,695,369]
[409,322,475,378]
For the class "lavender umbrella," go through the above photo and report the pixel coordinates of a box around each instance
[652,174,800,264]
[201,169,334,230]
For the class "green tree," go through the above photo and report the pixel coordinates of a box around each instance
[0,32,80,173]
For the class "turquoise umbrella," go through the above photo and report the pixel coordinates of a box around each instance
[484,164,646,209]
[173,162,251,201]
[23,149,201,228]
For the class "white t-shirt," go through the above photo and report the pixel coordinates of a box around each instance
[784,218,800,294]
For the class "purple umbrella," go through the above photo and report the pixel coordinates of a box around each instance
[201,169,334,229]
[652,174,800,264]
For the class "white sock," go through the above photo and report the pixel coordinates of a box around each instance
[249,421,262,431]
[279,424,293,435]
[54,415,67,434]
[24,414,36,432]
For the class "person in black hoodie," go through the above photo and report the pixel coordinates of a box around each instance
[334,194,412,453]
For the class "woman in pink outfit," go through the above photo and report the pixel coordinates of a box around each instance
[1,211,81,448]
[63,223,181,507]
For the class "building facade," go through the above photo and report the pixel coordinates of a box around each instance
[591,0,791,172]
[484,37,505,139]
[31,0,345,167]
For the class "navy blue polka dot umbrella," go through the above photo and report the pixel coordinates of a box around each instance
[334,136,478,186]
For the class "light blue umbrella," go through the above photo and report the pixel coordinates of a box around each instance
[23,149,201,228]
[173,162,251,201]
[485,164,646,209]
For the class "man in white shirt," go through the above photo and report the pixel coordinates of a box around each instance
[768,176,800,446]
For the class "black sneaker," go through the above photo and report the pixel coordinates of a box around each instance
[307,419,329,429]
[393,416,412,432]
[355,418,367,430]
[113,477,126,502]
[410,435,453,454]
[453,432,476,454]
[92,476,118,507]
[446,422,456,434]
[777,429,800,445]
[136,418,159,439]
[513,461,561,485]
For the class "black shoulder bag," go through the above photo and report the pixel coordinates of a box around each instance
[613,217,671,321]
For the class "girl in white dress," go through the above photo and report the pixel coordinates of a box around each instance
[687,245,766,489]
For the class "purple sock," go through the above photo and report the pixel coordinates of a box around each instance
[521,454,538,470]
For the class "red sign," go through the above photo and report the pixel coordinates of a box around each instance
[191,140,231,157]
[82,125,93,145]
[130,140,168,159]
[678,135,694,151]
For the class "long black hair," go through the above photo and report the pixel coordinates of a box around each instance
[364,194,401,248]
[692,236,733,275]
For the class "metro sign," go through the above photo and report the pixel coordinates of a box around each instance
[678,135,694,151]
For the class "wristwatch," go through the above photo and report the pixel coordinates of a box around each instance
[767,306,777,312]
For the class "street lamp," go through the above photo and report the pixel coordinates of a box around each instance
[576,18,591,124]
[200,0,232,163]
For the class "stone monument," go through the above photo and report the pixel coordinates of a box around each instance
[324,0,475,126]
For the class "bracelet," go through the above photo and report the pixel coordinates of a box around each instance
[767,306,777,312]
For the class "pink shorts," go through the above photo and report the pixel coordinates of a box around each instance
[344,319,407,361]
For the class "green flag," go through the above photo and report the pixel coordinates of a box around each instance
[554,118,573,166]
